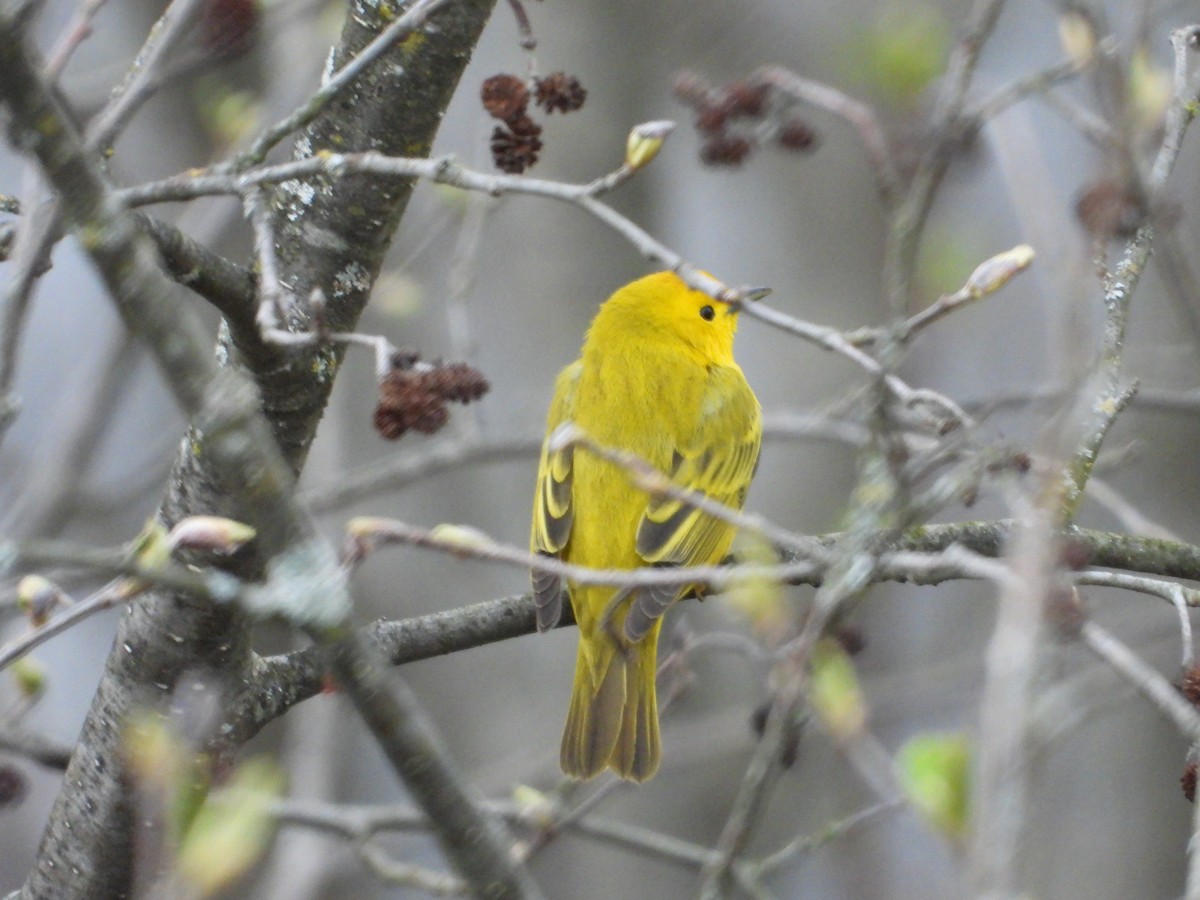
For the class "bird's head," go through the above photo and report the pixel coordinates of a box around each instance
[594,271,750,366]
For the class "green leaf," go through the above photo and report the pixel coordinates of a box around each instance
[897,731,971,841]
[847,4,950,108]
[809,638,866,741]
[176,757,286,897]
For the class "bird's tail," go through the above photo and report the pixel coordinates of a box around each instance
[560,623,662,782]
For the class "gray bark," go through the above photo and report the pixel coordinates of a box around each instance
[12,1,497,895]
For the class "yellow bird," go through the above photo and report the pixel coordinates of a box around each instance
[531,271,762,781]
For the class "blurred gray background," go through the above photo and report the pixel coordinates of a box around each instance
[2,0,1200,897]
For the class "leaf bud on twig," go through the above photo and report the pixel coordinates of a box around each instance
[168,516,258,555]
[809,637,866,742]
[624,120,675,171]
[962,244,1035,299]
[17,575,69,627]
[1057,11,1097,69]
[10,657,46,701]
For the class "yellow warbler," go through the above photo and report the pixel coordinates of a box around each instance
[531,271,761,781]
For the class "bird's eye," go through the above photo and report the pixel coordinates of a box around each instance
[699,305,715,321]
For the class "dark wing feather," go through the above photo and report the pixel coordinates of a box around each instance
[531,362,582,631]
[624,565,681,642]
[628,365,761,640]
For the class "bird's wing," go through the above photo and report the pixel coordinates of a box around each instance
[530,361,582,631]
[629,365,761,639]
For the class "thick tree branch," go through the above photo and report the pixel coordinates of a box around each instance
[238,520,1200,741]
[134,213,258,340]
[0,5,319,895]
[0,0,503,895]
[322,629,541,899]
[237,594,571,746]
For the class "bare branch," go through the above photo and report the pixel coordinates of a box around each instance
[1079,620,1200,741]
[227,0,457,169]
[883,0,1009,312]
[1149,25,1200,191]
[0,726,73,769]
[301,412,882,514]
[319,629,542,899]
[1076,570,1196,669]
[42,0,112,81]
[755,799,903,874]
[751,66,900,205]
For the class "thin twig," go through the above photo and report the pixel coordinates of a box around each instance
[42,0,112,80]
[967,492,1055,896]
[1085,476,1182,542]
[751,66,900,206]
[3,330,140,536]
[301,412,884,514]
[736,302,972,431]
[0,0,227,433]
[357,842,467,895]
[1038,86,1115,145]
[0,552,246,671]
[698,622,806,896]
[1149,26,1200,191]
[1075,569,1196,668]
[305,435,541,511]
[86,0,209,148]
[846,243,1035,348]
[319,629,542,899]
[243,186,288,334]
[557,424,827,559]
[117,149,968,430]
[238,519,1200,742]
[228,0,456,169]
[346,516,825,594]
[968,56,1091,129]
[883,0,1009,312]
[0,725,74,769]
[0,582,138,671]
[755,798,903,874]
[270,798,466,894]
[1079,619,1200,741]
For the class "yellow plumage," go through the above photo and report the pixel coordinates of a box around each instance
[531,272,761,782]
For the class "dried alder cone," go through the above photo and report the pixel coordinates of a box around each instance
[535,72,587,114]
[674,70,818,166]
[481,71,587,173]
[1074,179,1147,238]
[481,74,529,121]
[0,766,27,810]
[1179,664,1200,707]
[490,115,543,176]
[749,701,804,769]
[374,352,489,440]
[199,0,261,59]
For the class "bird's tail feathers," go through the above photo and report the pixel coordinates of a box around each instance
[560,632,661,782]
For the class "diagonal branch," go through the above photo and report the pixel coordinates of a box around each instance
[321,629,542,899]
[0,0,514,895]
[237,520,1200,744]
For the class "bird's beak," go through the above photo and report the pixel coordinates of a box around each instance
[726,285,771,314]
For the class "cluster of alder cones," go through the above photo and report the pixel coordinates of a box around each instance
[674,71,818,166]
[481,72,587,173]
[374,352,489,440]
